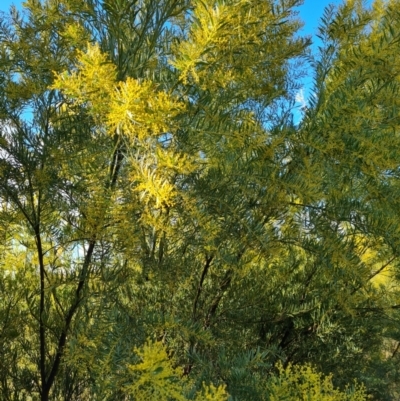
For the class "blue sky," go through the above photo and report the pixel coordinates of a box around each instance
[298,0,337,38]
[0,0,18,12]
[0,1,346,29]
[296,1,340,110]
[0,1,350,44]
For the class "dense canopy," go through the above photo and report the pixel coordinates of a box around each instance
[1,0,400,400]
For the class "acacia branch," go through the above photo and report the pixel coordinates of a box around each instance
[34,229,47,400]
[204,269,233,329]
[44,138,125,398]
[45,240,95,394]
[192,255,213,320]
[351,255,397,295]
[392,342,400,358]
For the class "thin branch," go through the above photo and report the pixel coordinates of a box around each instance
[351,255,397,295]
[392,342,400,358]
[45,135,125,398]
[367,255,397,282]
[192,255,213,320]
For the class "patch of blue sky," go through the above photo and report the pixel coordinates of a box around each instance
[0,0,21,12]
[292,0,374,124]
[292,0,334,123]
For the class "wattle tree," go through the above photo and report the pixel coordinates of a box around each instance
[1,0,400,399]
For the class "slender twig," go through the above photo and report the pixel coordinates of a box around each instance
[192,255,213,320]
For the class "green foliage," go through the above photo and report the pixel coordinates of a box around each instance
[1,0,400,400]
